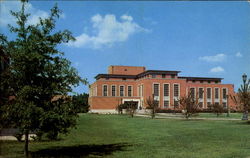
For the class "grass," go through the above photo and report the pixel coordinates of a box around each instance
[1,113,250,158]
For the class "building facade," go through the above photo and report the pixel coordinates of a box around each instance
[89,65,236,113]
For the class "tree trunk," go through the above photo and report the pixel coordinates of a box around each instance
[24,129,29,157]
[242,110,248,120]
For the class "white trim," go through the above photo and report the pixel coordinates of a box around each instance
[122,99,141,109]
[111,85,117,97]
[119,85,125,97]
[222,87,228,102]
[163,83,170,108]
[102,84,108,96]
[198,87,204,108]
[127,85,133,97]
[214,87,220,103]
[152,83,160,101]
[173,83,180,106]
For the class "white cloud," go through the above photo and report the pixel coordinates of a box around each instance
[210,66,225,73]
[199,53,226,62]
[235,52,243,57]
[0,1,55,27]
[67,14,148,49]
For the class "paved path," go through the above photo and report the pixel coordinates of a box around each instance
[135,114,241,121]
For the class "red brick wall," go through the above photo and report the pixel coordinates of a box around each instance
[108,65,145,75]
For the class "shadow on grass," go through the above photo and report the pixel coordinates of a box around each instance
[30,143,131,158]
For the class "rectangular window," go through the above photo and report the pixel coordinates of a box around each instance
[162,74,166,78]
[128,86,132,97]
[190,88,195,99]
[152,74,156,78]
[174,100,179,107]
[171,74,175,79]
[164,84,169,96]
[153,84,159,96]
[174,84,179,97]
[164,101,170,108]
[207,102,212,109]
[215,88,219,99]
[141,85,144,96]
[111,85,116,97]
[120,86,124,97]
[223,102,227,108]
[223,88,227,99]
[207,88,211,99]
[199,88,203,99]
[103,85,108,96]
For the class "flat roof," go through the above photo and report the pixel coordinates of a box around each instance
[178,76,223,81]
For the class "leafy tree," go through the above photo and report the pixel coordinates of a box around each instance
[71,93,89,113]
[146,94,158,119]
[179,90,201,119]
[125,101,137,118]
[211,103,224,117]
[231,73,250,120]
[0,1,86,156]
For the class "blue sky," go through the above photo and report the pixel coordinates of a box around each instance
[1,1,250,94]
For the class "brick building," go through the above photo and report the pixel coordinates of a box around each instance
[89,65,236,113]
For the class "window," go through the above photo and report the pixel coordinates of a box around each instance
[153,84,159,96]
[163,84,169,96]
[173,84,179,97]
[122,78,126,80]
[152,74,156,78]
[200,81,203,83]
[162,74,166,78]
[174,100,179,107]
[141,85,144,96]
[171,74,175,79]
[128,86,132,97]
[207,88,211,99]
[111,85,116,96]
[207,102,212,109]
[223,88,227,99]
[190,88,195,99]
[208,81,211,84]
[215,88,219,99]
[120,86,124,96]
[192,80,195,83]
[198,88,203,99]
[223,102,227,108]
[164,101,170,108]
[103,85,108,96]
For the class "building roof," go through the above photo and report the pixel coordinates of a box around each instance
[178,76,223,81]
[95,70,181,80]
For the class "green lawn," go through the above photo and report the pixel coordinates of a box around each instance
[1,114,250,158]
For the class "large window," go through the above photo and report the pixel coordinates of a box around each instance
[128,85,132,97]
[173,84,179,97]
[190,88,195,99]
[153,84,159,96]
[198,88,204,99]
[111,85,116,96]
[215,88,219,99]
[164,84,169,96]
[164,101,169,108]
[120,86,124,97]
[103,85,108,96]
[222,88,227,99]
[207,88,211,99]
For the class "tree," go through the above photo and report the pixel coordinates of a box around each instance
[179,90,201,119]
[146,94,158,119]
[125,101,137,118]
[211,103,224,117]
[0,1,86,156]
[231,73,250,120]
[71,93,89,113]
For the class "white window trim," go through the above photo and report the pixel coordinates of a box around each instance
[173,83,180,106]
[163,83,170,108]
[152,83,160,101]
[127,85,133,97]
[214,87,220,102]
[111,85,116,97]
[222,88,228,102]
[102,84,108,97]
[119,85,125,97]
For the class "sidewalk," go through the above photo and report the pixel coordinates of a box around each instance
[135,113,241,121]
